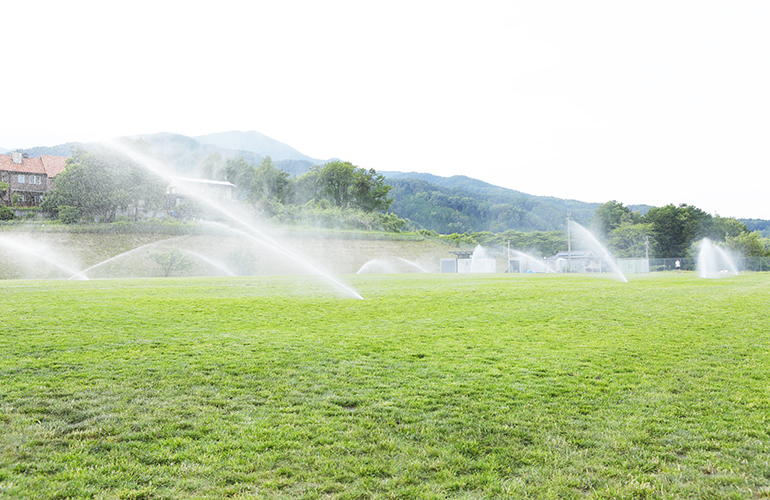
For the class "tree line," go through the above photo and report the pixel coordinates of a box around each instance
[40,147,401,230]
[589,200,770,258]
[415,201,770,260]
[31,146,770,260]
[198,152,393,213]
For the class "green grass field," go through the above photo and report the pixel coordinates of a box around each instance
[1,273,769,499]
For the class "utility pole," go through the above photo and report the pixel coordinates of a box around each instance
[507,240,511,273]
[567,212,572,273]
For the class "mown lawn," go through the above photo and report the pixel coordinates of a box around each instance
[1,273,769,499]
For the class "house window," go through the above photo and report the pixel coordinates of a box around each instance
[18,174,25,183]
[29,175,42,184]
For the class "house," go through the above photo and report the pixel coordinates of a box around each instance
[0,151,67,206]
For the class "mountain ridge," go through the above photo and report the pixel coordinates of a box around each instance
[194,130,323,164]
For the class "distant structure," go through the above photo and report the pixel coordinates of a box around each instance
[617,258,650,274]
[440,250,497,273]
[0,151,67,206]
[166,176,236,213]
[544,251,650,274]
[544,250,601,273]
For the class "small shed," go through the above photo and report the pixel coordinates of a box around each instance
[617,258,650,274]
[448,251,472,274]
[440,258,457,273]
[441,251,496,273]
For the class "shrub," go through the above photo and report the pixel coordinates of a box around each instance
[0,206,14,221]
[59,205,84,224]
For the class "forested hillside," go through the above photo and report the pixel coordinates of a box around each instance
[743,219,770,237]
[384,175,603,233]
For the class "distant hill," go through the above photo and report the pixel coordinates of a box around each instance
[194,130,325,175]
[10,131,325,177]
[14,143,82,157]
[382,172,649,232]
[131,133,264,174]
[380,171,658,233]
[194,130,321,163]
[383,172,531,197]
[0,146,9,154]
[384,171,652,213]
[742,219,770,237]
[382,175,593,233]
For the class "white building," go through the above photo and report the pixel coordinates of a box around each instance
[544,250,602,273]
[166,177,236,208]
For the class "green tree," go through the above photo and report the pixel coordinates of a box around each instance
[351,168,393,212]
[608,222,653,258]
[250,156,289,203]
[723,231,770,257]
[41,148,166,223]
[151,248,194,277]
[644,204,712,258]
[470,229,566,257]
[316,161,393,212]
[708,216,748,241]
[319,161,357,207]
[286,168,321,205]
[591,200,643,241]
[222,157,255,200]
[124,163,167,221]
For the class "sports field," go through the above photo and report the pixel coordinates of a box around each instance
[1,273,768,499]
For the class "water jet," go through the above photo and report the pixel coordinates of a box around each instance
[0,234,85,280]
[105,140,364,299]
[697,238,739,279]
[555,221,628,282]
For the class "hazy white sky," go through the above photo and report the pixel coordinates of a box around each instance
[4,1,769,219]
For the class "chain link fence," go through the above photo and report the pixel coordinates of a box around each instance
[650,257,770,272]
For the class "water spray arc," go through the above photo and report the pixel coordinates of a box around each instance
[507,248,555,273]
[207,222,364,299]
[67,237,188,280]
[104,140,364,299]
[697,238,740,279]
[356,258,430,274]
[567,218,628,283]
[183,250,237,277]
[396,257,430,273]
[0,235,86,280]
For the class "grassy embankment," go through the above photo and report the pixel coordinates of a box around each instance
[1,273,769,499]
[0,222,453,279]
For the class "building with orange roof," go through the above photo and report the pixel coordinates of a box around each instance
[0,151,67,206]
